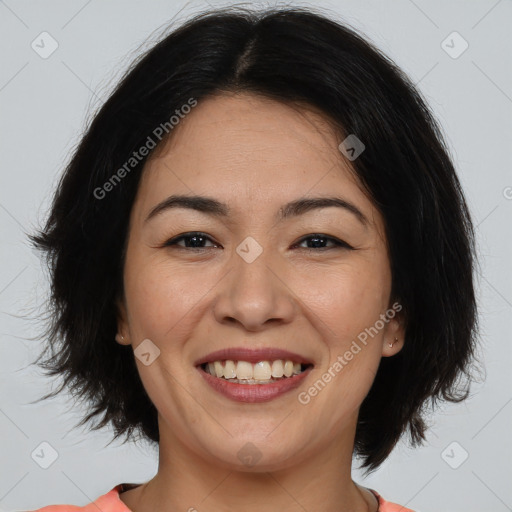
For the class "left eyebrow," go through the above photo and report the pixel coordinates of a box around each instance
[278,197,369,228]
[144,194,369,228]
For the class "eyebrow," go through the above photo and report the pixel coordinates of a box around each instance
[145,194,369,228]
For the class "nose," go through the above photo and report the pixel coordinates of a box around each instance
[212,246,297,332]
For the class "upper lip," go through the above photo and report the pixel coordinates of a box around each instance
[194,347,314,366]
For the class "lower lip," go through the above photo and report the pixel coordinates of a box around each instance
[197,365,312,403]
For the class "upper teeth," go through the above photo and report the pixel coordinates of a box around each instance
[205,360,303,380]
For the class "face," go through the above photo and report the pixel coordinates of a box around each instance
[117,91,404,471]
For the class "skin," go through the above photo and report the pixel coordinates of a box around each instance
[116,91,405,512]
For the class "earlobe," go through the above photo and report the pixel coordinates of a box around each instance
[115,332,129,345]
[382,314,405,357]
[383,334,403,357]
[387,337,398,349]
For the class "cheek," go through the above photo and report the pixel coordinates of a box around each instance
[123,255,213,341]
[296,256,389,406]
[297,257,391,341]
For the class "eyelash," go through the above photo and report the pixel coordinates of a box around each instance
[163,232,354,252]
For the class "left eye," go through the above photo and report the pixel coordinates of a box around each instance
[294,234,353,251]
[164,232,352,251]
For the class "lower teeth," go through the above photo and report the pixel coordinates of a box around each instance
[223,377,286,384]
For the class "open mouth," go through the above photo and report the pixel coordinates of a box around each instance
[199,360,314,385]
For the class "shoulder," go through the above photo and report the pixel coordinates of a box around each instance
[24,485,132,512]
[370,488,416,512]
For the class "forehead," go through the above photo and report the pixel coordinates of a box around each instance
[134,92,382,232]
[150,92,348,173]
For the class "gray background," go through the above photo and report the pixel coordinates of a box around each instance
[1,1,511,511]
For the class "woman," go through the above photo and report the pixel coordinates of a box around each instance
[28,5,479,512]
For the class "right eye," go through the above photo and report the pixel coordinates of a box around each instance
[163,232,220,250]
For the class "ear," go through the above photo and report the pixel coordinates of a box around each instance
[381,305,405,357]
[115,295,131,346]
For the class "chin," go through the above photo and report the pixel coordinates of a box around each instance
[194,430,309,473]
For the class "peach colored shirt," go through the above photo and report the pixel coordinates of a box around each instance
[28,484,415,512]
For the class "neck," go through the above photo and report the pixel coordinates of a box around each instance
[120,415,376,512]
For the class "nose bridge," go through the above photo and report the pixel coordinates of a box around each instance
[234,235,275,290]
[213,235,295,330]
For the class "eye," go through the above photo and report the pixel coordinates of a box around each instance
[164,232,219,250]
[293,234,353,251]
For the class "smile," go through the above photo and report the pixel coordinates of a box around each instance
[197,363,313,402]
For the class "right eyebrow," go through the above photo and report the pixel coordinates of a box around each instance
[145,195,230,223]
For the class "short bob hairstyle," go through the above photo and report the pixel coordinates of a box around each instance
[29,5,480,473]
